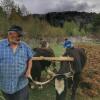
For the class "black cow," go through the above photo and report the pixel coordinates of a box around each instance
[55,47,87,100]
[31,47,55,82]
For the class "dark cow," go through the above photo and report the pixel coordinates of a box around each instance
[31,47,55,82]
[55,47,87,100]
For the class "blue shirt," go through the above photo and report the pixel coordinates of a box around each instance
[63,40,73,48]
[0,39,34,94]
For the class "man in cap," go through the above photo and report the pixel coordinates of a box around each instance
[63,38,74,49]
[63,37,82,73]
[0,25,34,100]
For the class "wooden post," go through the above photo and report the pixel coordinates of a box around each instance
[32,57,74,61]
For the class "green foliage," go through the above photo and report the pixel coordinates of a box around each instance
[0,7,6,17]
[0,5,87,38]
[91,14,100,33]
[63,21,86,36]
[9,8,22,21]
[0,5,100,38]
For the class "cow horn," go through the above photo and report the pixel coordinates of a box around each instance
[29,71,73,86]
[29,75,54,86]
[47,69,73,78]
[47,69,56,76]
[64,72,73,78]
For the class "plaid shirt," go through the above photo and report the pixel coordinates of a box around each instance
[0,39,34,94]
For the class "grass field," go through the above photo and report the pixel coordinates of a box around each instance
[0,43,100,100]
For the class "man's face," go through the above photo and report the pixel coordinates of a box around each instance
[8,31,21,44]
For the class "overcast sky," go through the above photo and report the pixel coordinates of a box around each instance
[1,0,100,14]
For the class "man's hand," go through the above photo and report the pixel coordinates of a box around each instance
[25,58,32,78]
[25,70,31,78]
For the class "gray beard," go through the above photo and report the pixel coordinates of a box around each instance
[9,40,20,45]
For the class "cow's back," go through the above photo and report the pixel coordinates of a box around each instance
[63,47,86,73]
[33,47,55,69]
[76,48,87,68]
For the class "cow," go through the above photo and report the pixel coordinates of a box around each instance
[54,47,87,100]
[31,47,55,81]
[30,40,55,84]
[29,46,86,100]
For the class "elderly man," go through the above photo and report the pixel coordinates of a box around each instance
[0,25,34,100]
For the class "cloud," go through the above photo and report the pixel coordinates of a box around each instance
[3,0,100,14]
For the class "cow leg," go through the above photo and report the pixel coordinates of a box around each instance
[71,73,81,100]
[56,90,67,100]
[68,78,73,89]
[55,78,67,100]
[29,69,41,89]
[37,73,41,81]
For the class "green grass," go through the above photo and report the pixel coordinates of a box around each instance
[0,87,100,100]
[29,83,55,100]
[50,43,65,56]
[29,87,100,100]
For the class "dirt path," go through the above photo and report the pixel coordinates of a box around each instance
[77,44,100,97]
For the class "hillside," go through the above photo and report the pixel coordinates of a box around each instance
[0,6,100,39]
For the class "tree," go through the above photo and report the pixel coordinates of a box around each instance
[9,7,22,21]
[0,0,15,18]
[20,5,29,16]
[0,6,6,17]
[17,7,22,16]
[92,14,100,33]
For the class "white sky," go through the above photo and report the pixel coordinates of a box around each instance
[1,0,100,14]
